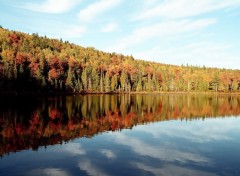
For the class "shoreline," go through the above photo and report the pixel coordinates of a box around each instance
[0,91,240,97]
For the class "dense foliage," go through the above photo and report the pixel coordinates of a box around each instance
[0,27,240,93]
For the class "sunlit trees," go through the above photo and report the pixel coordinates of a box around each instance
[104,72,111,92]
[0,27,240,93]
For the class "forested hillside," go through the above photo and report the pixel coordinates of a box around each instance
[0,27,240,93]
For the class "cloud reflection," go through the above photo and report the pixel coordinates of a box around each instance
[100,149,116,159]
[78,159,109,176]
[62,143,86,156]
[135,118,239,143]
[111,133,209,164]
[134,162,217,176]
[27,168,70,176]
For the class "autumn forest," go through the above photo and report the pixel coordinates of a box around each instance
[0,27,240,94]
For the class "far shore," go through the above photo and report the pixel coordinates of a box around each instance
[0,91,240,97]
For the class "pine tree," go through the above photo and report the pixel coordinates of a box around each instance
[76,78,83,92]
[100,74,104,92]
[66,68,73,90]
[104,72,111,92]
[145,74,153,92]
[136,79,142,92]
[111,74,118,92]
[120,72,127,91]
[13,63,17,79]
[81,68,88,91]
[91,68,98,91]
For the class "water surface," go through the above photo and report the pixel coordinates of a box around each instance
[0,94,240,176]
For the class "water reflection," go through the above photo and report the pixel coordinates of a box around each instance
[123,117,240,176]
[27,168,70,176]
[1,94,240,176]
[134,163,218,176]
[0,94,240,156]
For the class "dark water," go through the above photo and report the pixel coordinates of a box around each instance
[0,94,240,176]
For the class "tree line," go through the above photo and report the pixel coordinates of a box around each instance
[0,27,240,93]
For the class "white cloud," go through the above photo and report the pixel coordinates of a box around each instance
[101,22,118,33]
[78,159,109,176]
[61,25,87,38]
[135,0,240,20]
[100,149,116,159]
[107,18,216,52]
[44,25,87,39]
[134,41,239,69]
[10,0,238,70]
[78,0,123,22]
[23,0,80,13]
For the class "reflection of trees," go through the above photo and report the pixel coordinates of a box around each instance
[0,94,240,156]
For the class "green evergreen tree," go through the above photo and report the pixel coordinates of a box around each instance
[66,68,74,90]
[120,72,127,91]
[100,74,104,92]
[91,68,99,91]
[76,78,83,92]
[13,63,17,79]
[136,79,142,92]
[111,74,118,92]
[146,74,152,92]
[104,72,111,92]
[81,68,88,91]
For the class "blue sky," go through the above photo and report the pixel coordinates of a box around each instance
[0,0,240,69]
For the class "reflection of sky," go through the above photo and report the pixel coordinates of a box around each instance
[110,132,209,164]
[105,117,240,175]
[100,149,116,159]
[133,163,218,176]
[27,168,70,176]
[78,159,109,176]
[1,117,240,176]
[61,143,86,156]
[133,117,240,143]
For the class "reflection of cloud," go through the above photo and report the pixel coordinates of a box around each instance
[100,149,116,159]
[63,143,86,155]
[27,168,70,176]
[112,133,209,164]
[134,162,217,176]
[78,159,109,176]
[135,118,238,143]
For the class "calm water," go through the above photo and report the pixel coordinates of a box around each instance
[0,94,240,176]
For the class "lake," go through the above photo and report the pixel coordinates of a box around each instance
[0,94,240,176]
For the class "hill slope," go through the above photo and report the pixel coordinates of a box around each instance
[0,27,240,93]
